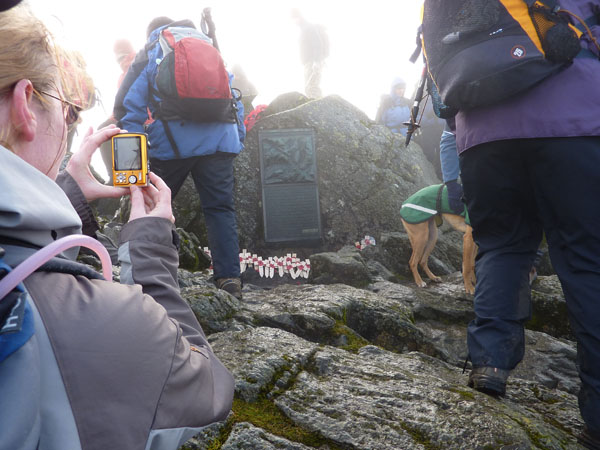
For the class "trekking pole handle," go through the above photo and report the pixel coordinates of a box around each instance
[0,235,112,300]
[405,65,428,146]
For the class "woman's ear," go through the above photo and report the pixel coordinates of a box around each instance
[10,79,37,142]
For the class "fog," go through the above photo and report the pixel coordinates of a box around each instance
[27,0,423,179]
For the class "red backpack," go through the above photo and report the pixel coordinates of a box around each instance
[244,104,268,132]
[153,24,240,124]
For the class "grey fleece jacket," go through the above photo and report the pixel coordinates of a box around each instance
[0,146,234,450]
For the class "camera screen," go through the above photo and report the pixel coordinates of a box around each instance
[114,136,142,171]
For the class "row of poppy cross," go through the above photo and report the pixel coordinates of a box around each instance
[202,248,311,279]
[201,235,376,279]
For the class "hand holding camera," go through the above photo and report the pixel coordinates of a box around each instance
[65,124,129,202]
[111,132,173,222]
[129,171,175,223]
[66,127,173,223]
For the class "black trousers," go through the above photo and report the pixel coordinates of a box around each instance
[460,136,600,433]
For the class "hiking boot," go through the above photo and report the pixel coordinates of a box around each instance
[579,427,600,450]
[215,277,242,300]
[468,366,509,397]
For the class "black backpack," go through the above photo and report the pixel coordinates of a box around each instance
[421,0,591,113]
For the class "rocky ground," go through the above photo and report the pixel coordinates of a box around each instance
[169,249,583,450]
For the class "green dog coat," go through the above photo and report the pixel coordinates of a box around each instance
[400,184,469,225]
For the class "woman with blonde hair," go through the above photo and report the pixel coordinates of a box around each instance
[0,5,234,450]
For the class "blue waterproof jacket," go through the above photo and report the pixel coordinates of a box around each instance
[382,97,410,136]
[380,78,411,136]
[116,24,245,161]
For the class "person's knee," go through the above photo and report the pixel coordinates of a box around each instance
[445,179,464,213]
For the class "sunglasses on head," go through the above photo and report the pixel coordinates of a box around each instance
[38,90,82,128]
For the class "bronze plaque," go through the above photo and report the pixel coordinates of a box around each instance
[258,128,322,243]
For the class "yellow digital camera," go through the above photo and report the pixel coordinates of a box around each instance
[111,133,149,186]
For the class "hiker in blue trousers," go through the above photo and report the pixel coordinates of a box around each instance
[439,118,463,213]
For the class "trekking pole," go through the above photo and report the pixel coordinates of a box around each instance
[201,7,220,52]
[404,64,427,146]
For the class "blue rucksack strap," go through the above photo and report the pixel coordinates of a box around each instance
[0,234,111,363]
[0,258,35,364]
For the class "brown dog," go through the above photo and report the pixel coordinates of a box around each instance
[401,214,476,294]
[400,184,477,294]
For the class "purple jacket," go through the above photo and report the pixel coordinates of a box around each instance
[456,0,600,153]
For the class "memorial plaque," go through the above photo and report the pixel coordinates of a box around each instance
[258,128,322,243]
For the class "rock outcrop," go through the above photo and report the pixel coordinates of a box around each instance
[176,93,440,258]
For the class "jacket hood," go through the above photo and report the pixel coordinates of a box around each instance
[0,146,82,263]
[390,77,407,95]
[148,19,199,43]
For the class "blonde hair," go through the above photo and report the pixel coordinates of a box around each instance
[60,48,96,111]
[0,5,58,98]
[0,4,95,147]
